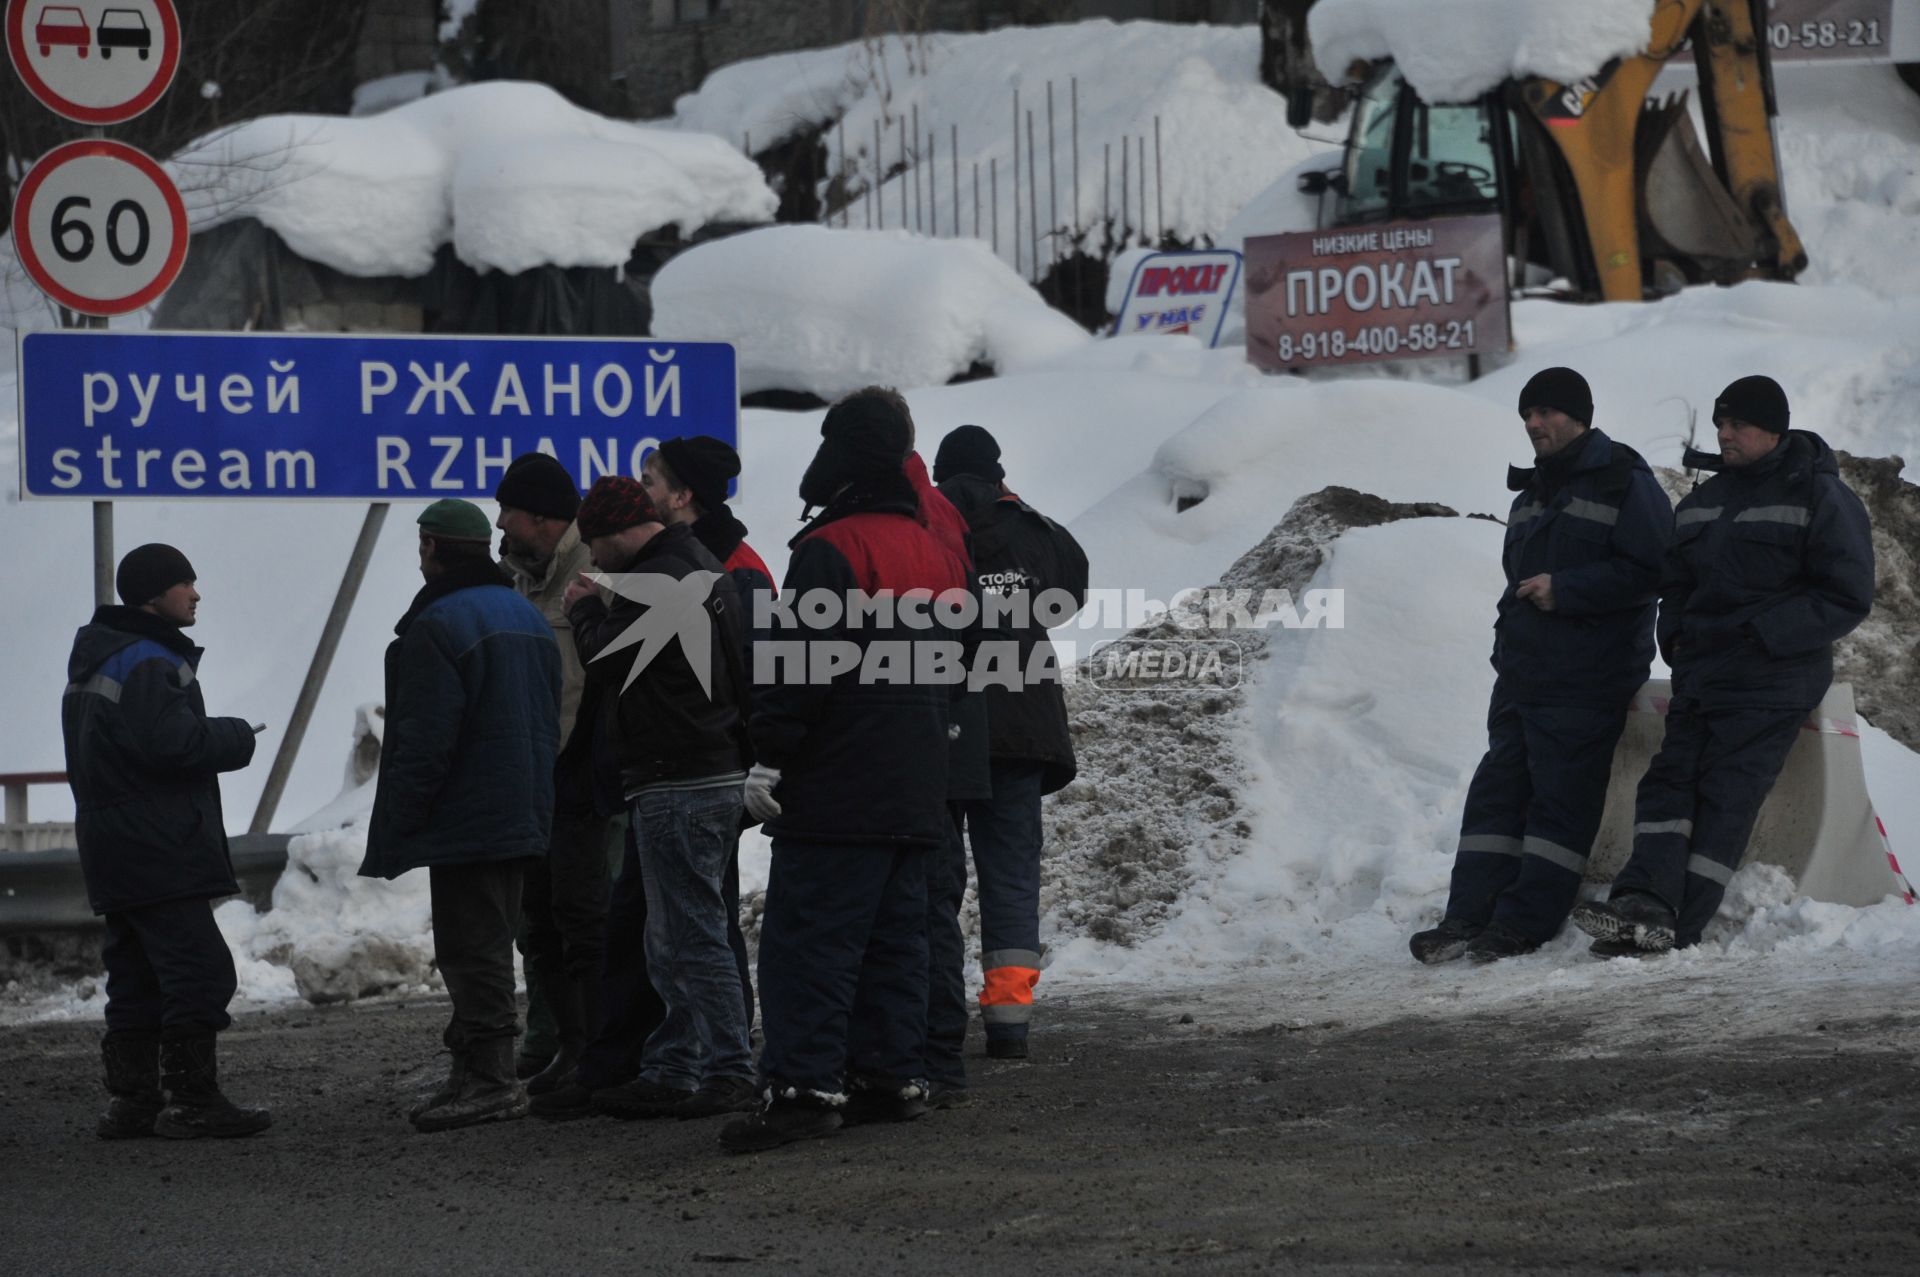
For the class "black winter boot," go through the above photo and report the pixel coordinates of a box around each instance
[97,1032,164,1140]
[1464,922,1539,964]
[1409,918,1481,965]
[408,1052,468,1122]
[842,1076,929,1126]
[154,1035,272,1139]
[1572,891,1676,953]
[411,1037,529,1133]
[719,1089,844,1153]
[525,963,587,1098]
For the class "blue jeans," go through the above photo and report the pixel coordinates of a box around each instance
[634,785,753,1088]
[957,760,1046,1044]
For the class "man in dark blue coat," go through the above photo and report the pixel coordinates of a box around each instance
[362,499,562,1132]
[722,388,969,1152]
[1575,376,1874,955]
[1412,368,1674,964]
[63,543,270,1140]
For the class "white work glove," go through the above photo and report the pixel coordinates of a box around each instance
[743,764,783,823]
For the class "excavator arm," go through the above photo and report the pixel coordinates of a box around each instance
[1515,0,1805,300]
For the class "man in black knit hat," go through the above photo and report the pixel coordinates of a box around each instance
[721,387,969,1151]
[64,544,271,1140]
[1574,375,1873,956]
[932,423,1087,1060]
[1411,367,1674,964]
[491,454,611,1097]
[641,436,770,1030]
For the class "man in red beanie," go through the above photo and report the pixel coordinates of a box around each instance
[63,544,271,1140]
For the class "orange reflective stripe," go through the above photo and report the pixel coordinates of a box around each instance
[978,965,1040,1007]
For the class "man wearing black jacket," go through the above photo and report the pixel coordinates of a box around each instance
[642,435,770,1028]
[1575,376,1874,955]
[565,475,756,1120]
[63,544,270,1140]
[933,424,1088,1061]
[723,389,969,1151]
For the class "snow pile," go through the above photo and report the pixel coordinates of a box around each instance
[169,81,777,278]
[650,225,1092,398]
[1310,0,1655,102]
[673,21,1334,265]
[1046,514,1920,991]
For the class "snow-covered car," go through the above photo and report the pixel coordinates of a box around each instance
[96,8,152,60]
[33,5,89,58]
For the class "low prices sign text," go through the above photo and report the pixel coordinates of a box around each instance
[1244,214,1510,370]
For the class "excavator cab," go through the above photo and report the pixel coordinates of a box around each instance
[1300,0,1810,302]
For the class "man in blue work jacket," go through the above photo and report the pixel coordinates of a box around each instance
[1412,367,1675,964]
[1574,375,1874,955]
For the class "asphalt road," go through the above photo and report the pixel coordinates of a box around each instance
[2,981,1916,1275]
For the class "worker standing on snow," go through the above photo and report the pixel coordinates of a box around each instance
[63,544,272,1140]
[490,455,609,1101]
[362,500,562,1133]
[1574,376,1874,956]
[725,388,968,1151]
[1412,368,1673,964]
[933,424,1087,1057]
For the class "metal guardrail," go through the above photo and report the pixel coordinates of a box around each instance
[4,771,69,853]
[0,834,293,933]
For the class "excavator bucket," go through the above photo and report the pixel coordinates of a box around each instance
[1587,681,1915,907]
[1634,94,1769,285]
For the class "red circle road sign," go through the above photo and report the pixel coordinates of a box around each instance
[12,138,189,315]
[5,0,180,124]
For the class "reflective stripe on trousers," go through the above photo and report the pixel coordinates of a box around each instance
[979,948,1041,1025]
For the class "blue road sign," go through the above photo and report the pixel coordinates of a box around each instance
[16,330,739,499]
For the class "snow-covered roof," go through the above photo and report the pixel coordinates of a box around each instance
[168,81,778,278]
[1310,0,1656,103]
[650,225,1092,398]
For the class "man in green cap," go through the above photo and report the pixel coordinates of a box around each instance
[362,499,563,1133]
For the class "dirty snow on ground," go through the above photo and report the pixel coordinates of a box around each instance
[5,22,1920,1023]
[672,21,1333,271]
[166,81,777,277]
[651,226,1092,396]
[1310,0,1656,102]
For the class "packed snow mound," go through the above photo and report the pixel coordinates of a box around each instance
[650,225,1092,397]
[1046,513,1920,992]
[1311,0,1655,103]
[673,21,1336,266]
[168,81,777,277]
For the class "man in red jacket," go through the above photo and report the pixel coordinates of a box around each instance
[722,388,968,1151]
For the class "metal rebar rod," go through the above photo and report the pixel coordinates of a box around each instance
[1154,115,1164,243]
[951,123,959,236]
[1138,135,1147,246]
[1027,110,1039,279]
[1071,78,1080,237]
[1103,142,1111,250]
[899,116,908,228]
[1120,139,1129,243]
[911,102,922,232]
[874,118,883,229]
[1012,89,1021,274]
[928,131,937,235]
[973,161,981,239]
[1052,80,1067,268]
[838,119,848,226]
[991,157,998,253]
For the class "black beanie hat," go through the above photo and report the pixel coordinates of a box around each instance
[657,435,741,516]
[1713,375,1790,434]
[1517,366,1594,426]
[116,543,196,607]
[493,453,581,522]
[933,424,1005,484]
[799,393,912,507]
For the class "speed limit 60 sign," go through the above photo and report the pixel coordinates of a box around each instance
[12,138,187,315]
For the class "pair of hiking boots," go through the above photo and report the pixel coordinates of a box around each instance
[1409,893,1678,965]
[409,1038,531,1133]
[97,1032,272,1141]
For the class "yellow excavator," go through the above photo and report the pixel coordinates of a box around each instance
[1269,0,1808,301]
